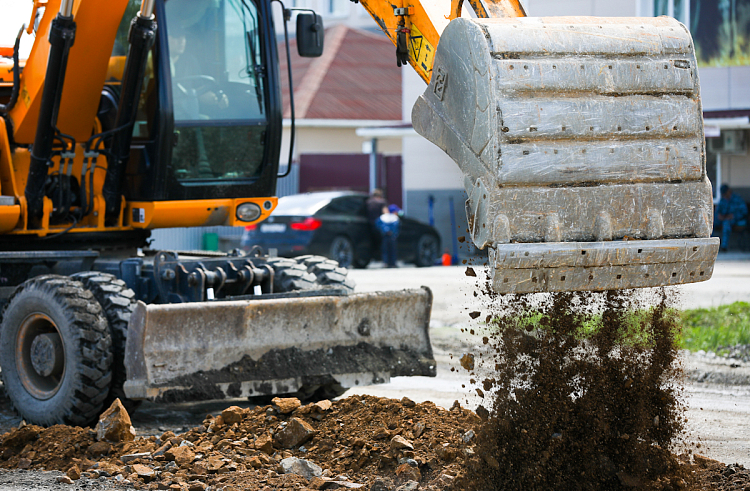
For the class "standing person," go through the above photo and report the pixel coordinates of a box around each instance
[376,205,401,268]
[715,184,748,251]
[366,189,387,225]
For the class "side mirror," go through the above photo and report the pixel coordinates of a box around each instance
[296,13,324,58]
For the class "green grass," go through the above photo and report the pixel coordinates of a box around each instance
[680,302,750,353]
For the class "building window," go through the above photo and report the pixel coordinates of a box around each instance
[646,0,750,67]
[654,0,690,24]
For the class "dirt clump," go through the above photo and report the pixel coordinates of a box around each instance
[0,395,480,490]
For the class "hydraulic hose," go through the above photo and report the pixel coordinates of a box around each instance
[25,11,76,222]
[0,26,25,115]
[101,9,156,224]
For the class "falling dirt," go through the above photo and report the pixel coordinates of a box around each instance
[452,281,750,491]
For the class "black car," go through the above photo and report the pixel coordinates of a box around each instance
[241,191,441,268]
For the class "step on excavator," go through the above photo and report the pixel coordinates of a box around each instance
[0,0,716,426]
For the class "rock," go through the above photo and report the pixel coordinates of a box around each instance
[435,444,455,462]
[475,405,490,420]
[165,446,196,466]
[280,457,323,480]
[56,476,74,484]
[87,441,112,458]
[462,429,475,443]
[369,479,391,491]
[121,452,152,463]
[221,406,245,425]
[314,400,332,412]
[96,399,136,443]
[160,431,176,442]
[309,477,332,489]
[400,397,416,408]
[395,481,419,491]
[132,463,156,482]
[205,455,225,472]
[390,435,414,452]
[254,433,274,454]
[66,465,81,480]
[373,428,390,440]
[247,456,263,469]
[395,463,420,482]
[437,474,455,486]
[272,397,302,414]
[153,442,172,457]
[413,422,426,439]
[325,482,365,489]
[187,481,207,491]
[275,418,316,448]
[3,426,40,449]
[16,458,31,469]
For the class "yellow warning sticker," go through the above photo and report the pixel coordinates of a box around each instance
[409,24,434,75]
[21,83,30,108]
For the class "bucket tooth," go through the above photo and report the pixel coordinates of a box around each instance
[412,16,718,292]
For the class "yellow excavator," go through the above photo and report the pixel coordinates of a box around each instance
[0,0,716,426]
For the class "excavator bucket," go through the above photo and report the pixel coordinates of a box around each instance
[412,16,719,294]
[122,288,435,401]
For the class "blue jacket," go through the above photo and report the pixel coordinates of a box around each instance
[376,213,400,237]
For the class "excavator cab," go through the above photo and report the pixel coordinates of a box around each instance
[102,0,281,210]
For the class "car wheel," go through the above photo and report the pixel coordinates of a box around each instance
[329,236,354,268]
[0,276,112,426]
[353,256,370,269]
[415,234,440,267]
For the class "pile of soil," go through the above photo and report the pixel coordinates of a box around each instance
[0,392,746,489]
[0,395,480,490]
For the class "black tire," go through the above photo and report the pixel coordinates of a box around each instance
[295,255,356,292]
[0,275,112,427]
[71,272,140,415]
[415,234,440,267]
[353,256,371,269]
[328,236,354,268]
[266,257,317,292]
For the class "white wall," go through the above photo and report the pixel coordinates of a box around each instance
[524,0,637,16]
[401,69,465,191]
[281,125,402,161]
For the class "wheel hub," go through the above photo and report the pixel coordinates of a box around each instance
[16,313,66,399]
[30,333,63,377]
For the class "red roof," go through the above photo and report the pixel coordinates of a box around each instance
[280,25,402,121]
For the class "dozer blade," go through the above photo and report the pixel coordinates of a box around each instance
[412,16,719,294]
[123,288,435,401]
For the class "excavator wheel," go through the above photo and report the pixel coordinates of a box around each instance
[295,255,356,292]
[72,272,140,415]
[0,275,112,426]
[266,257,317,292]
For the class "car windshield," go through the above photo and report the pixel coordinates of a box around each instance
[274,193,347,216]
